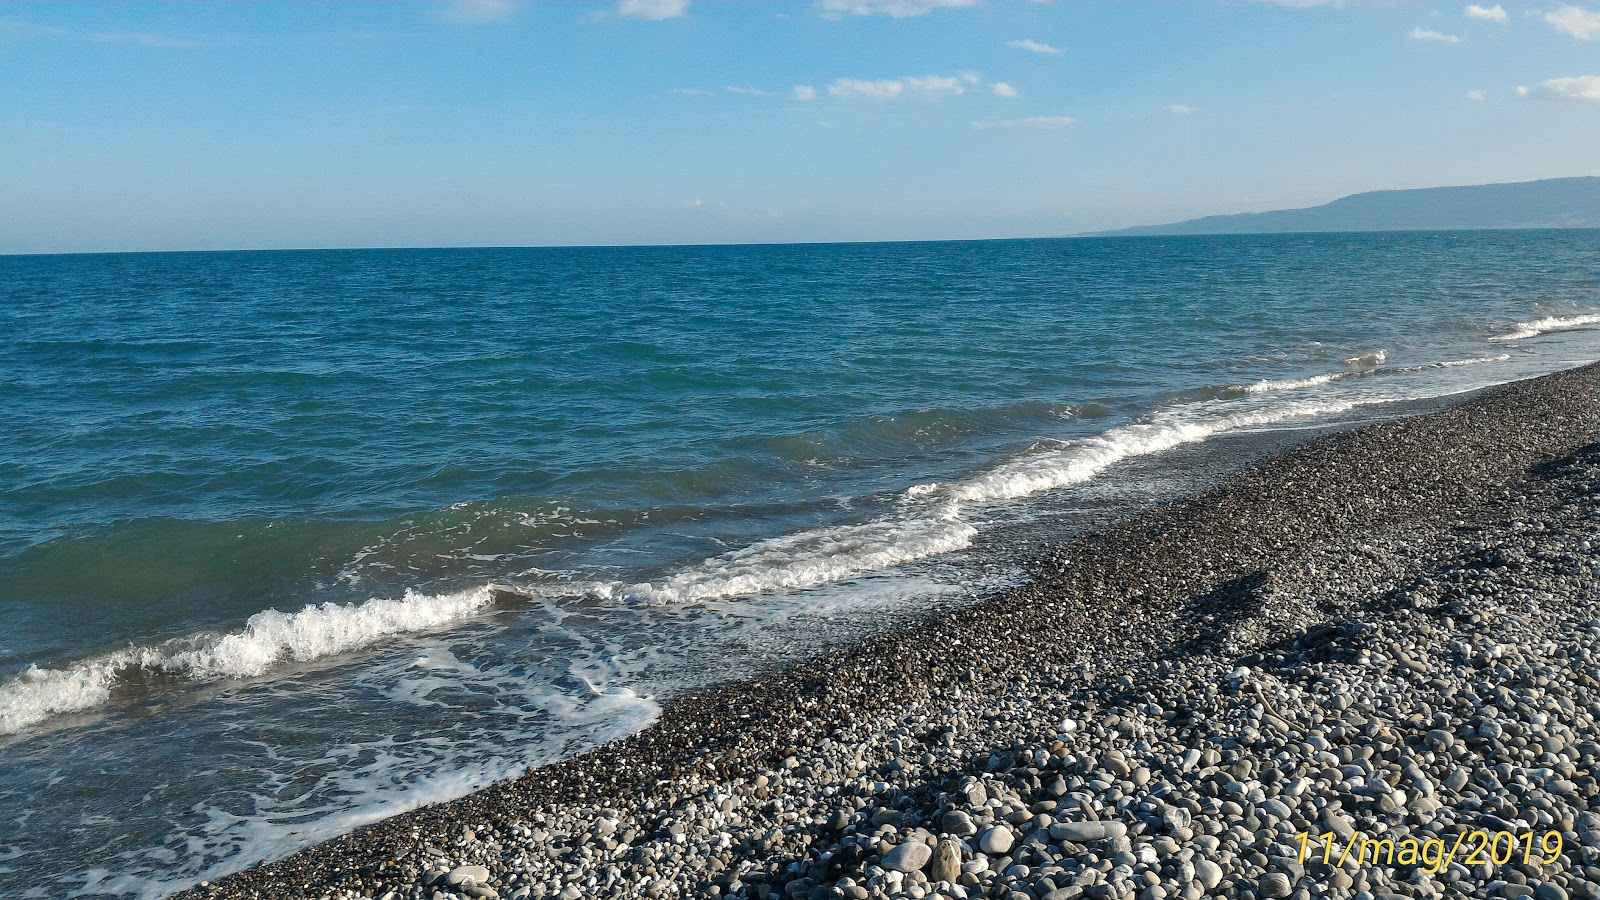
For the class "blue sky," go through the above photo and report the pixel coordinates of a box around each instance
[1,0,1596,253]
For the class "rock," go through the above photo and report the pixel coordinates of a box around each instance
[1051,821,1128,843]
[1536,884,1570,900]
[1260,872,1292,898]
[978,825,1015,856]
[930,839,963,884]
[882,840,933,874]
[447,865,492,887]
[941,810,977,837]
[1194,859,1223,890]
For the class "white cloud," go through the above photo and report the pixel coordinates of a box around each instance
[792,85,819,101]
[1409,27,1461,43]
[828,74,969,98]
[1166,104,1196,114]
[726,86,776,96]
[1465,89,1487,101]
[1007,38,1062,54]
[671,87,712,96]
[991,82,1018,97]
[972,115,1076,129]
[830,78,905,98]
[1544,6,1600,40]
[438,1,516,24]
[818,0,979,19]
[1464,4,1507,22]
[617,0,689,20]
[1517,75,1600,101]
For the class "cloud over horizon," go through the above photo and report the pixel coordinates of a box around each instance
[1516,75,1600,101]
[972,115,1077,129]
[827,73,977,98]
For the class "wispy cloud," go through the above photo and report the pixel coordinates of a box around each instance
[1464,4,1507,22]
[726,86,777,96]
[1409,27,1461,43]
[1516,75,1600,101]
[792,85,820,101]
[1007,38,1061,54]
[991,82,1018,97]
[438,1,517,25]
[818,0,979,19]
[671,87,713,96]
[828,74,972,98]
[617,0,689,21]
[86,31,211,49]
[1465,89,1487,101]
[972,115,1076,129]
[1544,6,1600,40]
[1166,104,1196,114]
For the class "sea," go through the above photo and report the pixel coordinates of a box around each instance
[1,230,1596,898]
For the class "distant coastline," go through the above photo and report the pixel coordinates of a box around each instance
[1086,176,1600,237]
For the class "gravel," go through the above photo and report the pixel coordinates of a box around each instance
[176,363,1599,900]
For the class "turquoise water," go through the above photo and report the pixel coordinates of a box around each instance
[0,231,1596,897]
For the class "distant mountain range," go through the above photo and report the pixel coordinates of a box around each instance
[1090,176,1600,237]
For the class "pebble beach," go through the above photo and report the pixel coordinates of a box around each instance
[178,362,1599,900]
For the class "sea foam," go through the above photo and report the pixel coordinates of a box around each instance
[0,585,499,736]
[1242,372,1349,393]
[1489,314,1600,342]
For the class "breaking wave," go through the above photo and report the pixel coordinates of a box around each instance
[1242,372,1350,393]
[1342,349,1387,368]
[561,396,1366,606]
[0,586,500,736]
[1489,314,1600,342]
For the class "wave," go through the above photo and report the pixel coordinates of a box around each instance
[944,398,1357,504]
[555,395,1366,607]
[1489,314,1600,342]
[1433,353,1511,369]
[1242,371,1349,394]
[0,585,500,736]
[1342,349,1387,368]
[568,509,977,604]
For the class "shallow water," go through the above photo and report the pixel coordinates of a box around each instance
[0,231,1596,897]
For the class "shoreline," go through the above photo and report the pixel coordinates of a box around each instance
[180,362,1599,900]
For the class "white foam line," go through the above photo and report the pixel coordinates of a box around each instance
[1243,371,1349,394]
[1489,314,1600,342]
[947,398,1357,504]
[0,586,498,736]
[1436,353,1511,368]
[1342,349,1387,368]
[572,509,977,604]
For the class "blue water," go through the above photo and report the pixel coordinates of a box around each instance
[1,232,1596,897]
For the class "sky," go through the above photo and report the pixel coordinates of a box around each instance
[0,0,1596,254]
